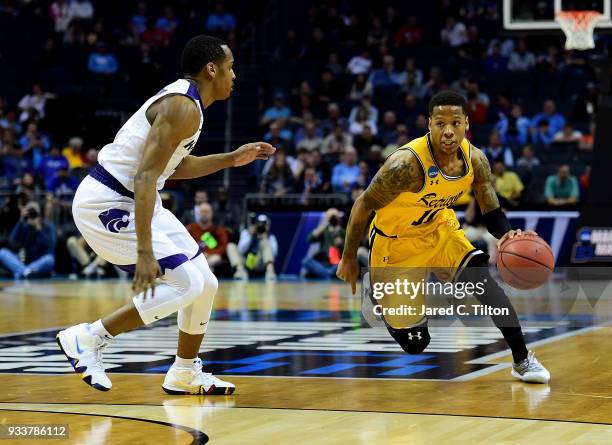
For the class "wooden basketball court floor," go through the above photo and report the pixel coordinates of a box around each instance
[1,278,612,444]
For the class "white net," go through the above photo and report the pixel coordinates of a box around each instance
[555,11,605,50]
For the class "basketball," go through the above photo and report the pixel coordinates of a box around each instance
[496,235,555,290]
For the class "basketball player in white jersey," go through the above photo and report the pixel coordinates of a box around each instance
[56,35,275,394]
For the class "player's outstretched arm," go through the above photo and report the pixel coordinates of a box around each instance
[471,147,536,245]
[133,95,200,298]
[337,150,424,293]
[169,142,276,180]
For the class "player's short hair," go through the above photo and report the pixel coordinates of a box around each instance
[181,35,227,76]
[428,91,467,115]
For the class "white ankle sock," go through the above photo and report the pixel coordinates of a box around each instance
[175,356,197,368]
[89,320,114,340]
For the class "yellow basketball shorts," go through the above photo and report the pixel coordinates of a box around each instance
[367,219,483,328]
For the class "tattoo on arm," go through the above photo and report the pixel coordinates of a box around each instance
[472,147,501,214]
[343,151,424,256]
[362,151,424,210]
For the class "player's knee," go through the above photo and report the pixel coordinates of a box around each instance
[178,266,206,307]
[387,324,431,355]
[201,271,218,298]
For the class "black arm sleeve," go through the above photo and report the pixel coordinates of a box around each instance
[482,207,512,239]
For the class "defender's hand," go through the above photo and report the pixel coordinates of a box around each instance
[133,251,161,300]
[496,229,538,249]
[231,142,276,167]
[336,256,359,295]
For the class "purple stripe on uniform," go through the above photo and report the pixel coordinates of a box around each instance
[186,80,205,112]
[90,164,135,199]
[191,250,203,260]
[115,253,189,275]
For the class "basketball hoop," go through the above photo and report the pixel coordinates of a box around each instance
[555,10,605,50]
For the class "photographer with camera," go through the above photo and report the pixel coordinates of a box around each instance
[0,201,56,279]
[232,214,278,281]
[301,208,345,278]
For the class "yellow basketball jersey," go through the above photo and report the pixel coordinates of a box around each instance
[372,134,474,238]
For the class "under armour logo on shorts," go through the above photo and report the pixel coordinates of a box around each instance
[407,332,422,340]
[98,209,130,233]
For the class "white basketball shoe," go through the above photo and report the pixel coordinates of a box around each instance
[56,323,112,391]
[162,357,235,395]
[512,351,551,384]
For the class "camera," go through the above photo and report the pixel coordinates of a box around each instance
[25,207,39,220]
[255,214,269,234]
[329,215,340,227]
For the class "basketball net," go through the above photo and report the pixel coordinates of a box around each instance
[555,10,604,50]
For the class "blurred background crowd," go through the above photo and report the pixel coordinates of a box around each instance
[0,0,600,279]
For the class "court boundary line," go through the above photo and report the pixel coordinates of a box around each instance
[0,407,208,445]
[2,403,611,427]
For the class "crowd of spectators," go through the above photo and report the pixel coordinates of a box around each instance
[0,0,600,278]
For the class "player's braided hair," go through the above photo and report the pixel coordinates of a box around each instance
[181,35,227,76]
[428,90,468,115]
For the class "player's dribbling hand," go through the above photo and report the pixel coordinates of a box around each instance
[231,142,276,167]
[336,257,359,295]
[496,229,538,249]
[133,251,161,300]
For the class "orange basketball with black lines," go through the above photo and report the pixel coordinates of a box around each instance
[496,235,554,290]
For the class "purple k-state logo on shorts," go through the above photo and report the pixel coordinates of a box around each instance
[98,209,130,233]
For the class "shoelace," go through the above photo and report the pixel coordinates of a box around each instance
[516,352,543,373]
[90,337,108,372]
[191,358,216,384]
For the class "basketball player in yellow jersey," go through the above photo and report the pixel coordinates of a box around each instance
[337,91,550,383]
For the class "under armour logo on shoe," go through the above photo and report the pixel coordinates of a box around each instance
[407,332,422,340]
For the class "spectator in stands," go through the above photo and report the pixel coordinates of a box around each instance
[395,16,424,48]
[62,137,84,169]
[131,1,149,35]
[261,92,291,126]
[367,55,398,88]
[302,208,345,278]
[348,74,372,102]
[68,0,94,22]
[235,214,278,281]
[87,42,119,75]
[379,111,398,145]
[349,107,377,136]
[322,124,352,157]
[532,119,554,146]
[545,164,579,206]
[357,161,372,187]
[264,121,292,152]
[420,66,445,100]
[19,124,49,171]
[0,202,56,279]
[495,104,530,145]
[0,109,22,135]
[579,165,590,198]
[346,50,372,76]
[321,103,347,135]
[17,84,53,122]
[395,58,423,91]
[326,53,343,78]
[155,6,179,34]
[531,100,566,136]
[182,190,209,224]
[205,3,236,35]
[142,19,170,48]
[397,93,420,124]
[349,95,378,129]
[440,16,468,48]
[493,161,524,207]
[49,0,70,33]
[483,131,514,167]
[39,145,69,189]
[332,147,360,194]
[508,37,536,71]
[186,203,233,274]
[296,121,323,152]
[316,69,342,113]
[211,186,241,231]
[66,235,109,278]
[483,40,508,75]
[516,145,541,169]
[467,92,487,124]
[2,145,32,187]
[260,149,296,196]
[354,125,382,155]
[553,123,582,143]
[367,17,389,48]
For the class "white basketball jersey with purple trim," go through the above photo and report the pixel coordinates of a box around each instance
[97,79,204,192]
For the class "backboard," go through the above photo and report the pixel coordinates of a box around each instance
[503,0,612,30]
